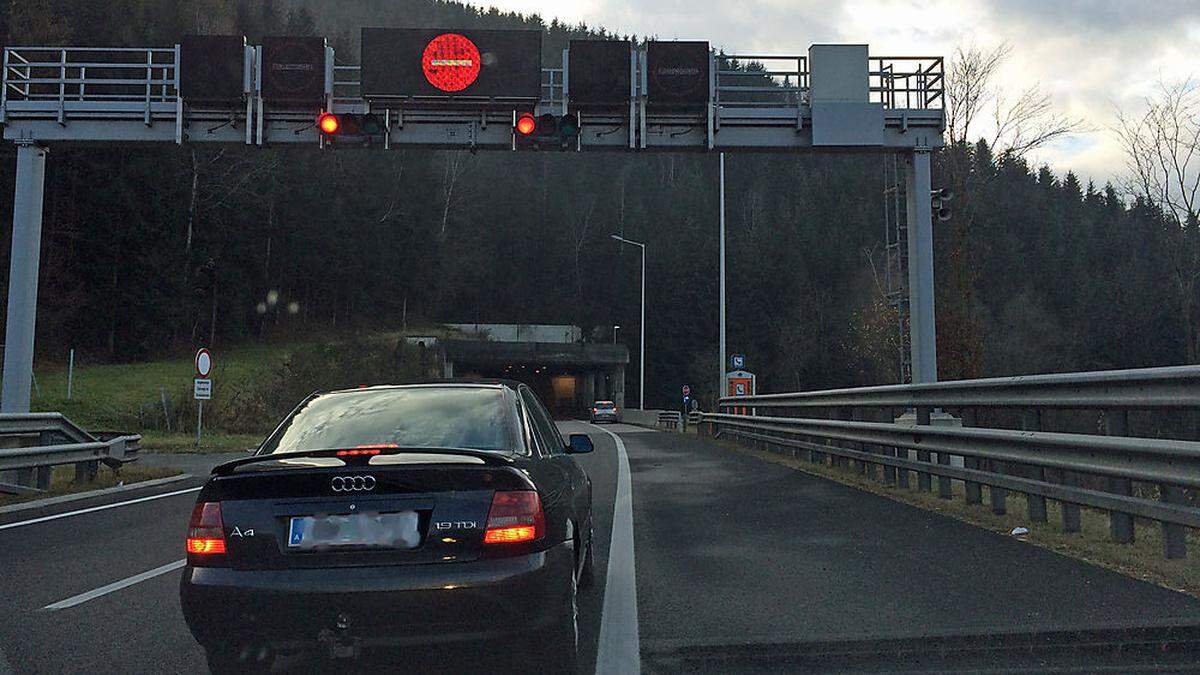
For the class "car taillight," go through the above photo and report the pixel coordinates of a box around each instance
[483,491,544,545]
[592,407,598,413]
[186,502,226,556]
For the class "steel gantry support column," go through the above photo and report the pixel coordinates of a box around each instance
[904,148,937,384]
[1,143,48,413]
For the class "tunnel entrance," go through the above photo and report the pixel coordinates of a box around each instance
[433,325,628,419]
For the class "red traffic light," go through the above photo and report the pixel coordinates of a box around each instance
[317,112,340,135]
[515,113,537,136]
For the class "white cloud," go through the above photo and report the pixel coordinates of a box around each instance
[467,0,1199,185]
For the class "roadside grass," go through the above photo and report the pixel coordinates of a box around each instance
[139,431,264,455]
[717,438,1200,598]
[30,342,302,430]
[28,325,462,433]
[0,463,181,508]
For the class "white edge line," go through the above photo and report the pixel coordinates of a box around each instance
[43,559,186,611]
[0,486,201,532]
[0,472,193,515]
[588,422,641,674]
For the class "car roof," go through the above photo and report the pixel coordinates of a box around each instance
[324,380,524,396]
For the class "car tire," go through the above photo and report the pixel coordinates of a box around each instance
[205,646,271,674]
[538,564,579,673]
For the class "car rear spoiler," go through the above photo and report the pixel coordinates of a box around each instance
[211,446,516,476]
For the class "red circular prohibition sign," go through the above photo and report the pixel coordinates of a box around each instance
[422,33,482,92]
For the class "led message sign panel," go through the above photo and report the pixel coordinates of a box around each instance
[646,41,710,106]
[361,28,542,101]
[567,40,632,107]
[261,36,327,104]
[180,35,246,104]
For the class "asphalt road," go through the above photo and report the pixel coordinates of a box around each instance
[624,429,1200,670]
[1,423,1198,674]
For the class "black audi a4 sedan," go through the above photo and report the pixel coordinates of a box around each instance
[179,381,595,673]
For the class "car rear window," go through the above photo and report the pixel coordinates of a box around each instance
[595,401,616,409]
[259,387,520,455]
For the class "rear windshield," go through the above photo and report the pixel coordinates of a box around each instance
[259,387,519,455]
[595,401,616,409]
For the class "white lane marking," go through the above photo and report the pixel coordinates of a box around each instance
[0,472,193,516]
[43,559,186,611]
[0,486,200,532]
[588,423,641,674]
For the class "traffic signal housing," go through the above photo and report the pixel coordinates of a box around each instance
[512,111,581,150]
[931,188,953,222]
[316,112,386,145]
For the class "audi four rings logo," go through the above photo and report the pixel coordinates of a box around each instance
[331,475,377,492]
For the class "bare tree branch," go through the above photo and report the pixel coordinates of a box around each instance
[946,42,1010,146]
[946,42,1085,157]
[438,152,475,241]
[1115,78,1200,226]
[1114,77,1200,361]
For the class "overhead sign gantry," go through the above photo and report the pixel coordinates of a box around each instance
[0,32,945,413]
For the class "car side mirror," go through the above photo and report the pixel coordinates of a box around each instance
[567,433,594,454]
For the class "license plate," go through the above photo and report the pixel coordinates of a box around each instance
[287,511,420,550]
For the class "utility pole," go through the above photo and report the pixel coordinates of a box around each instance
[719,152,727,405]
[611,235,647,409]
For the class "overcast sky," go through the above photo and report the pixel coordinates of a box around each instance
[471,0,1200,186]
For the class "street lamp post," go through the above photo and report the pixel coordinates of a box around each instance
[613,324,620,344]
[611,235,646,410]
[719,153,726,407]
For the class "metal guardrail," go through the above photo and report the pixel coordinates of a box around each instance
[870,57,944,110]
[715,54,807,109]
[706,366,1200,560]
[657,410,683,430]
[714,54,944,111]
[0,436,139,471]
[720,365,1200,410]
[0,411,93,441]
[0,412,140,494]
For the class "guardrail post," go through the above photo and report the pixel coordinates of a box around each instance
[73,460,98,484]
[861,409,878,480]
[1021,409,1048,522]
[1104,409,1135,544]
[881,411,897,484]
[846,409,861,474]
[894,408,909,489]
[830,409,847,468]
[1161,484,1187,559]
[35,465,51,490]
[916,407,932,492]
[934,410,952,499]
[961,409,981,504]
[1059,472,1081,533]
[990,459,1008,515]
[810,430,823,464]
